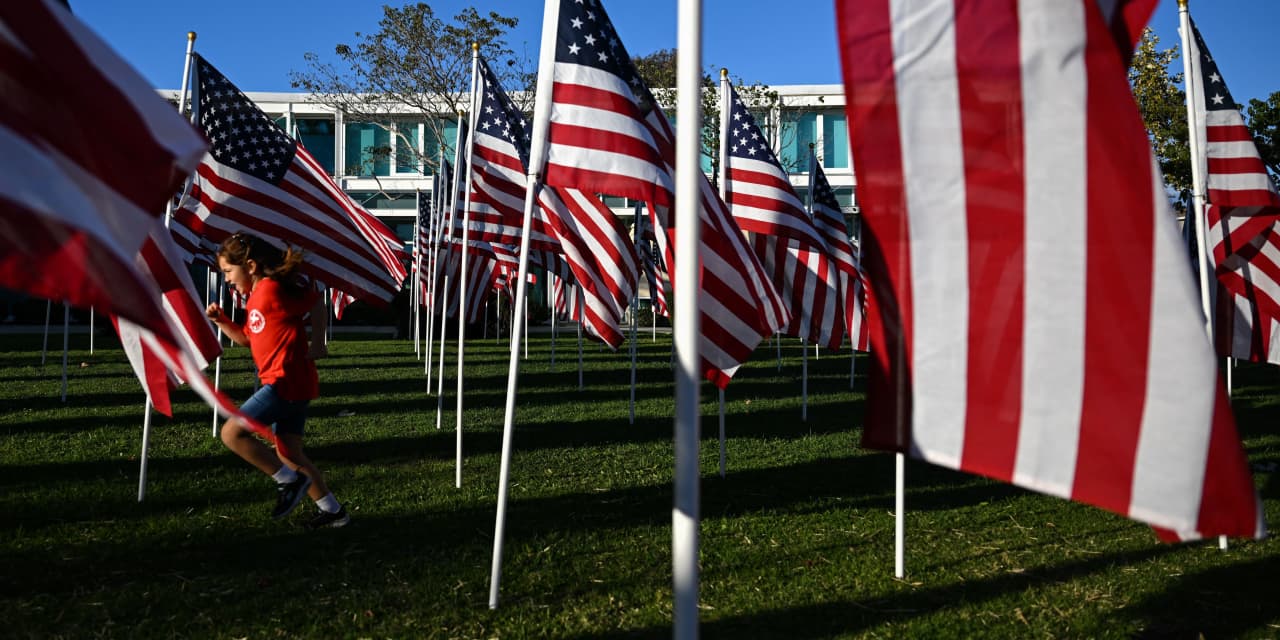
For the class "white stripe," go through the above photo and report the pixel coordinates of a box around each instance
[890,0,968,466]
[1206,168,1277,192]
[0,124,152,261]
[1129,160,1215,535]
[49,3,206,173]
[1013,0,1086,498]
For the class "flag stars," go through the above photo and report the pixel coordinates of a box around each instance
[571,17,583,29]
[1210,72,1222,84]
[598,51,609,63]
[1212,93,1226,105]
[585,34,596,46]
[568,42,581,55]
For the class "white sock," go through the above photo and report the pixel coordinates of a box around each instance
[315,493,341,514]
[271,465,298,484]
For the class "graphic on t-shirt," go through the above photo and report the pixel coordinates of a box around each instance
[248,309,266,334]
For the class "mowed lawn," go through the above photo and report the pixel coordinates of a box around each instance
[1,329,1278,639]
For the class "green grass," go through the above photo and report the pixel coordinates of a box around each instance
[1,330,1278,638]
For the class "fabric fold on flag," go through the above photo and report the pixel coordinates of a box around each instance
[174,54,403,305]
[836,0,1262,540]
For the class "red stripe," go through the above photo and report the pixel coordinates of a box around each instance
[1071,3,1153,513]
[837,0,914,450]
[1208,188,1280,210]
[1195,381,1260,536]
[954,0,1025,480]
[0,4,197,217]
[546,163,674,208]
[1207,156,1270,175]
[1206,124,1254,143]
[550,122,670,172]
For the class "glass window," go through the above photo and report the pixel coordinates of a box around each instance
[395,121,423,174]
[348,191,417,213]
[601,195,629,208]
[296,117,336,175]
[425,118,461,165]
[345,121,391,176]
[823,111,850,169]
[833,186,855,209]
[779,111,817,174]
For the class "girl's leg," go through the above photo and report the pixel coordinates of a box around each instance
[275,433,330,500]
[221,418,287,476]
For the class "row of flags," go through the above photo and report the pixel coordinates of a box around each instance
[1,0,1268,558]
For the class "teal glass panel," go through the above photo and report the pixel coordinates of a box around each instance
[396,122,423,173]
[779,111,817,174]
[822,111,849,169]
[344,122,390,176]
[295,117,335,174]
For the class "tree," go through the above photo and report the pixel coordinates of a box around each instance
[1246,92,1280,185]
[289,3,530,176]
[631,48,780,185]
[1130,28,1191,202]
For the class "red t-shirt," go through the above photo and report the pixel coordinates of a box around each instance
[239,278,320,401]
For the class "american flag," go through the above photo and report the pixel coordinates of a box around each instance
[540,0,787,386]
[634,207,670,318]
[1185,17,1280,365]
[723,84,842,349]
[809,153,868,351]
[836,0,1262,540]
[0,1,207,341]
[174,54,403,304]
[469,57,638,348]
[115,220,223,416]
[330,287,355,321]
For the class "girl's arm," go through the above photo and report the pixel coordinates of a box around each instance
[206,303,249,347]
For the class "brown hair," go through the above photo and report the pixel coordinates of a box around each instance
[217,232,307,293]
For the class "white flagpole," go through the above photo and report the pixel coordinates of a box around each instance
[496,292,503,343]
[576,285,584,390]
[716,68,731,474]
[414,190,422,359]
[550,274,557,368]
[436,116,465,426]
[483,300,489,339]
[674,0,704,634]
[60,302,69,403]
[524,285,530,360]
[89,308,94,354]
[1178,0,1228,551]
[630,202,643,425]
[802,338,809,421]
[776,332,782,370]
[454,45,481,489]
[212,275,224,437]
[41,299,51,366]
[895,453,905,578]
[138,398,153,501]
[851,218,862,389]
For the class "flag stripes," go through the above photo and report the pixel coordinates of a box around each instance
[836,0,1261,539]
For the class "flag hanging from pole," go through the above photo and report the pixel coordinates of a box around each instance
[836,0,1262,540]
[174,54,404,304]
[1184,16,1280,365]
[537,0,787,386]
[809,153,869,351]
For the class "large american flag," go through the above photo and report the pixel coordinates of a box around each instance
[724,84,842,349]
[836,0,1262,540]
[469,57,638,348]
[115,220,223,416]
[808,152,869,352]
[1185,17,1280,365]
[541,0,787,386]
[0,1,207,341]
[174,54,404,304]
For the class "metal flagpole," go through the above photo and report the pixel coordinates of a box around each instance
[483,300,489,339]
[212,273,224,437]
[89,308,94,354]
[716,68,731,475]
[524,285,529,360]
[851,217,862,389]
[138,398,153,501]
[550,274,557,368]
[489,0,558,604]
[673,1,705,633]
[576,285,583,390]
[60,302,69,402]
[630,202,643,425]
[436,115,465,426]
[414,190,422,359]
[41,299,51,365]
[895,453,905,578]
[802,337,808,421]
[1178,0,1228,551]
[455,45,481,488]
[776,332,782,370]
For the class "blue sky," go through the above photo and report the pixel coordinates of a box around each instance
[76,1,1279,104]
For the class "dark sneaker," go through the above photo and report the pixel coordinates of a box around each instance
[306,507,350,530]
[271,473,312,519]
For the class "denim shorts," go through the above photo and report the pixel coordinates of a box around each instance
[239,384,310,436]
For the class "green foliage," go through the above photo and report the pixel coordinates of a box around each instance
[2,333,1279,638]
[290,3,529,175]
[632,48,781,184]
[1130,28,1191,201]
[1246,92,1280,186]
